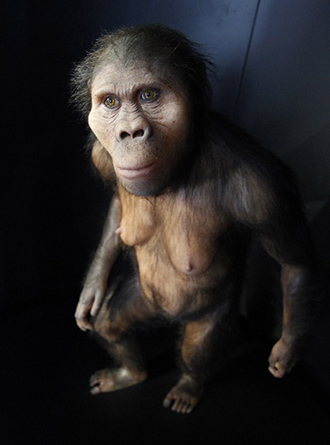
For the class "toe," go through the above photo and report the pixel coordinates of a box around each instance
[90,384,102,395]
[163,397,172,408]
[163,389,175,409]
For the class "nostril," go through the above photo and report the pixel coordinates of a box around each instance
[120,131,130,140]
[133,129,144,139]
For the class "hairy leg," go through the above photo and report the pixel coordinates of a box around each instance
[89,337,148,394]
[163,305,229,414]
[90,274,155,394]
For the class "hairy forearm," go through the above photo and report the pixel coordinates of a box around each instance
[267,263,311,377]
[75,195,122,331]
[85,234,120,282]
[280,264,309,341]
[85,195,121,281]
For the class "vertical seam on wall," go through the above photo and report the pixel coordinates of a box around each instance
[233,0,261,120]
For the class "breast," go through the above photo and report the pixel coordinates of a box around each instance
[118,190,155,247]
[119,183,227,287]
[165,225,219,276]
[157,190,225,276]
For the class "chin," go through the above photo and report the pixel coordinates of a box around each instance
[120,176,168,197]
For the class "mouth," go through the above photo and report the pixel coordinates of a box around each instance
[116,161,158,180]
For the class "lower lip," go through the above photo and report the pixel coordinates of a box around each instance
[117,162,157,180]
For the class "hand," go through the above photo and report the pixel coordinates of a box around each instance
[75,282,106,332]
[268,337,295,378]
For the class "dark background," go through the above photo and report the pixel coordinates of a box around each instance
[2,0,330,442]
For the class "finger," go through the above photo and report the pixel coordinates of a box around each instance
[90,292,104,317]
[75,315,94,332]
[268,361,286,378]
[268,365,277,377]
[83,320,94,331]
[75,300,94,331]
[75,295,94,315]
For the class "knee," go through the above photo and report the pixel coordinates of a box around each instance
[93,313,123,342]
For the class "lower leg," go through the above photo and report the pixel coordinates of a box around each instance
[90,274,155,394]
[90,335,147,394]
[163,311,220,414]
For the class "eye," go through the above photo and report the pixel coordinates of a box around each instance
[104,95,120,109]
[140,89,159,102]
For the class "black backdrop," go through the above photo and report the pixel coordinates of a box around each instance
[2,0,330,416]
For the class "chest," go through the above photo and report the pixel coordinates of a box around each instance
[118,187,226,276]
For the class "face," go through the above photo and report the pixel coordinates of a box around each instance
[88,60,191,196]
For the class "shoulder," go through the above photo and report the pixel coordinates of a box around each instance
[206,113,290,175]
[202,113,301,225]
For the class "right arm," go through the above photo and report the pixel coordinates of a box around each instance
[75,194,121,331]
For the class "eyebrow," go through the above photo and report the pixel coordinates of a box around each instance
[92,80,166,99]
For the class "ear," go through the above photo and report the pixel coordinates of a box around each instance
[91,139,115,182]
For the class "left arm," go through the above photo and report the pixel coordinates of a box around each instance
[258,213,315,378]
[224,156,316,378]
[220,125,318,377]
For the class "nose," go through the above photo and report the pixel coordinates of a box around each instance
[115,116,152,142]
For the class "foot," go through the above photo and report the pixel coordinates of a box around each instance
[163,374,203,414]
[89,367,147,394]
[268,337,295,378]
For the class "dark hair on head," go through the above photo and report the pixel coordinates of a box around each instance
[71,24,213,122]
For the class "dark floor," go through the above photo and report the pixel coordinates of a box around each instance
[1,296,330,445]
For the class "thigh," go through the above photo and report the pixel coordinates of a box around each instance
[93,262,156,339]
[107,271,156,323]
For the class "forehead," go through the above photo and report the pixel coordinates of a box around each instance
[92,62,160,89]
[90,55,186,96]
